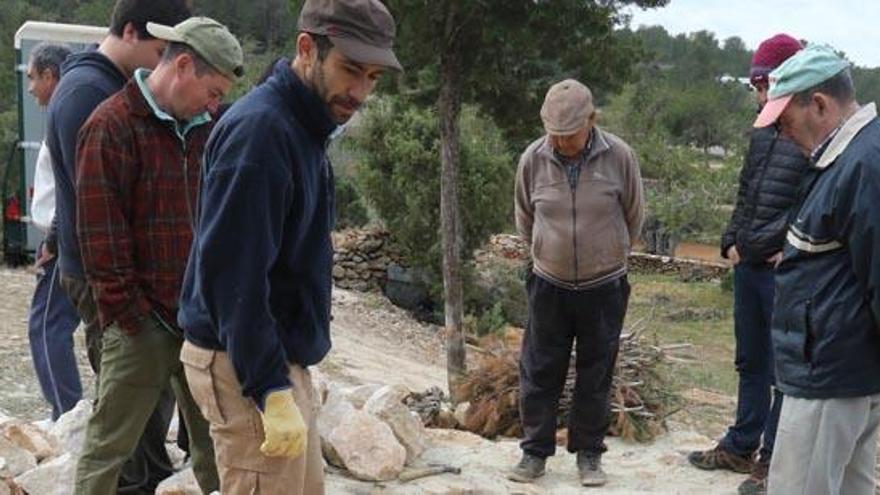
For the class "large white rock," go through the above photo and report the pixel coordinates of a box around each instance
[344,384,382,409]
[155,466,200,495]
[317,387,357,467]
[326,410,405,481]
[3,422,58,461]
[49,400,92,456]
[14,452,75,495]
[364,385,426,464]
[0,435,37,477]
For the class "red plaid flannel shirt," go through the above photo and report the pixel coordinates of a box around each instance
[76,79,212,335]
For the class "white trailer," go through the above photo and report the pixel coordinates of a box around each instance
[3,21,105,265]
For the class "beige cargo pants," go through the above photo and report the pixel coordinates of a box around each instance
[181,341,324,494]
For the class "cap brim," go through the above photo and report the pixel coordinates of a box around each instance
[753,95,793,128]
[146,22,184,43]
[328,36,403,72]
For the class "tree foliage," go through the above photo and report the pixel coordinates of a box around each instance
[349,96,513,284]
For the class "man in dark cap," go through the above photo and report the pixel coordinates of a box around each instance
[510,78,644,487]
[177,1,401,493]
[687,34,806,495]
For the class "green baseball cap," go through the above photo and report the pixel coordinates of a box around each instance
[147,17,244,79]
[754,44,850,127]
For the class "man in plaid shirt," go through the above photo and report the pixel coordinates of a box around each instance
[73,17,242,494]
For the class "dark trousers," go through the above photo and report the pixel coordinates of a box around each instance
[60,275,175,493]
[720,264,783,459]
[28,250,82,420]
[519,274,630,458]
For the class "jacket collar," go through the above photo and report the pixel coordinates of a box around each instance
[814,102,877,170]
[131,68,211,138]
[537,126,611,165]
[266,58,338,145]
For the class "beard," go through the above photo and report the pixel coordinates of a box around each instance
[309,59,362,123]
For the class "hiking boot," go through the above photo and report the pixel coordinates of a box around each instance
[577,451,607,487]
[688,444,754,474]
[507,453,546,483]
[738,456,770,495]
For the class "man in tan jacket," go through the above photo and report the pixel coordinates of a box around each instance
[509,79,643,487]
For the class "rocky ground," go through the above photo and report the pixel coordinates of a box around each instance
[0,266,750,494]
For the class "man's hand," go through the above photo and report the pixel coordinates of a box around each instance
[767,251,783,268]
[726,245,741,265]
[259,389,307,459]
[35,243,55,269]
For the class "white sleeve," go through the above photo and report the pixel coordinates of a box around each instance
[30,141,56,233]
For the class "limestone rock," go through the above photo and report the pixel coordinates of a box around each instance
[364,385,426,464]
[3,422,58,461]
[317,388,357,467]
[155,467,200,495]
[49,400,92,456]
[344,384,382,409]
[0,435,37,477]
[14,452,74,495]
[326,410,405,481]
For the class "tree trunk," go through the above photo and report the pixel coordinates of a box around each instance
[438,1,466,403]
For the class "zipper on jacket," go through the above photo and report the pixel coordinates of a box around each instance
[567,163,580,282]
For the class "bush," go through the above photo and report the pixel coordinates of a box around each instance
[333,174,369,229]
[349,96,515,291]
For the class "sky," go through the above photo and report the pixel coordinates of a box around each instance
[625,0,879,68]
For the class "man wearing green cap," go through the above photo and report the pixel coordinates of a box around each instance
[73,17,243,494]
[510,79,643,487]
[753,44,880,495]
[177,1,401,493]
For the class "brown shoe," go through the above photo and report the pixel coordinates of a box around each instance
[687,444,754,474]
[738,457,769,495]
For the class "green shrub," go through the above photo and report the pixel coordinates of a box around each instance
[349,96,515,290]
[334,174,369,229]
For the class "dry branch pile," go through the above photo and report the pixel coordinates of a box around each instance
[455,316,677,443]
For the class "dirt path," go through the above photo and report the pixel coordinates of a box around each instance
[0,267,748,493]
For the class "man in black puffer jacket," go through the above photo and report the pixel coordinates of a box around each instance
[688,34,808,495]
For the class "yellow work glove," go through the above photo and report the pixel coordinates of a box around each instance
[259,389,307,459]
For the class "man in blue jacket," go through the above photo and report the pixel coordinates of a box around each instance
[178,1,402,492]
[45,1,191,492]
[688,34,806,495]
[753,44,880,495]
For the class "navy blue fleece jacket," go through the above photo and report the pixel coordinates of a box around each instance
[45,49,127,278]
[178,59,337,404]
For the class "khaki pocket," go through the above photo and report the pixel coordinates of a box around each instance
[180,343,227,425]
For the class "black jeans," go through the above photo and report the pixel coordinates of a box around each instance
[519,273,630,458]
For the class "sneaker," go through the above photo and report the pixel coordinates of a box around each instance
[577,451,607,487]
[738,457,770,495]
[688,444,755,474]
[507,453,546,483]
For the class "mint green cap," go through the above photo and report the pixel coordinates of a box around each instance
[754,44,849,127]
[768,44,849,99]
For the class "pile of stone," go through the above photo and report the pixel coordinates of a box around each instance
[316,381,429,481]
[0,401,88,495]
[331,228,402,292]
[477,233,730,282]
[628,252,729,281]
[0,377,433,493]
[0,401,193,495]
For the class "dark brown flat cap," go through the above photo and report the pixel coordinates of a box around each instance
[298,0,402,72]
